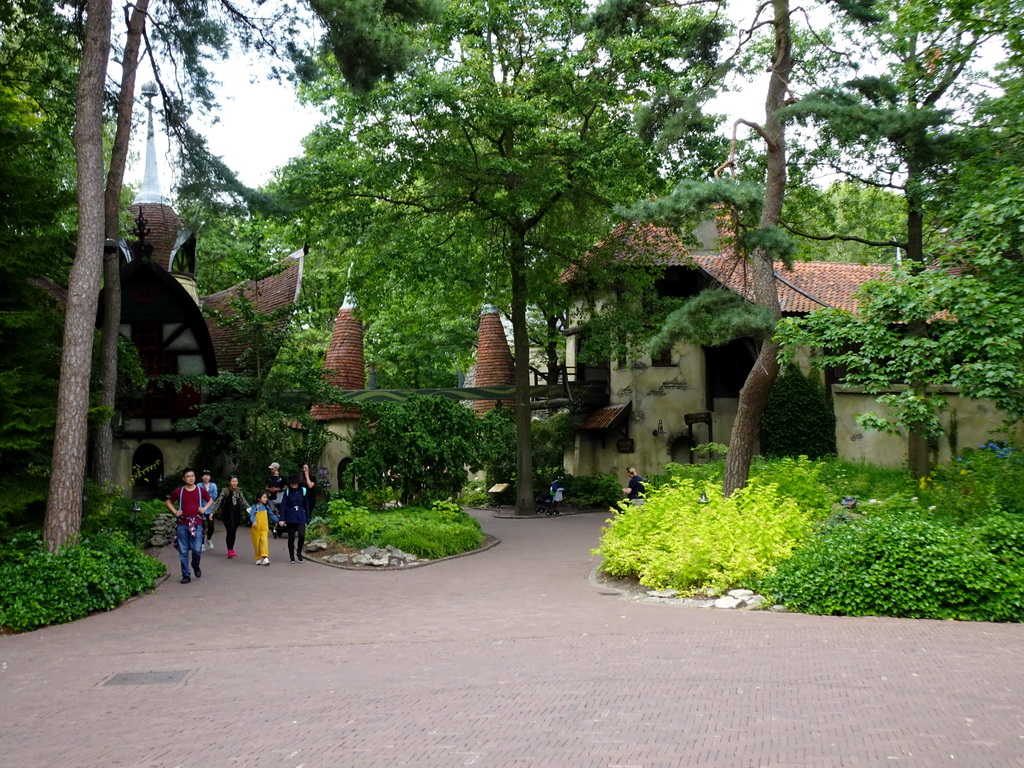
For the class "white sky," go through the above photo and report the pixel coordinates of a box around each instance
[128,50,323,193]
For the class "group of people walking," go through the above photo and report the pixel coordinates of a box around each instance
[166,462,318,584]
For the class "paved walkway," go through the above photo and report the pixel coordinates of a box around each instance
[1,509,1023,768]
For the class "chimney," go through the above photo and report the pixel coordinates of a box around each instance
[474,304,515,416]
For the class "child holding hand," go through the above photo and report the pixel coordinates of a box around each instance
[249,491,280,565]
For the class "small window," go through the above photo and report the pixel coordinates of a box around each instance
[651,349,673,367]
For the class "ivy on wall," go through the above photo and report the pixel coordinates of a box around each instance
[762,365,836,459]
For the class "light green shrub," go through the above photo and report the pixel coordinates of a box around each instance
[596,474,824,592]
[327,498,483,558]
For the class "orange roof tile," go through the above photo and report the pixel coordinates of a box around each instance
[579,403,631,430]
[569,222,890,313]
[202,248,305,374]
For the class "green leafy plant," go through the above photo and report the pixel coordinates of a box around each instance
[349,395,480,504]
[761,365,836,459]
[759,498,1024,621]
[0,532,166,632]
[326,498,484,558]
[596,470,827,593]
[563,473,622,509]
[920,442,1024,521]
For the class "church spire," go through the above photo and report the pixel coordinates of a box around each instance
[133,82,170,206]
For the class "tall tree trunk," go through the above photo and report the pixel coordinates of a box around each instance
[722,0,791,497]
[93,0,149,489]
[509,235,534,515]
[44,0,113,549]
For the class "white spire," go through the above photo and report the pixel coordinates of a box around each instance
[341,263,356,310]
[133,82,170,206]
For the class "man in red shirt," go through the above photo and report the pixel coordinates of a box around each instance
[166,467,212,584]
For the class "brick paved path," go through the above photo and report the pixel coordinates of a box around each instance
[1,509,1023,768]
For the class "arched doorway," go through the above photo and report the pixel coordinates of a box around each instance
[337,458,354,489]
[132,443,164,500]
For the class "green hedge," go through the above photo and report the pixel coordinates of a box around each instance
[758,498,1024,621]
[0,533,166,632]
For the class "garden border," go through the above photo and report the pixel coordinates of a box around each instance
[304,533,501,571]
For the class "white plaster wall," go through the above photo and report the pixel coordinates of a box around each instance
[113,436,202,495]
[834,387,1024,467]
[318,419,359,487]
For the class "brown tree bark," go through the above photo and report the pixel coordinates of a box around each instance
[722,0,791,497]
[44,0,113,549]
[509,234,535,515]
[93,0,149,489]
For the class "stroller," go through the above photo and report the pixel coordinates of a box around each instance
[536,479,565,516]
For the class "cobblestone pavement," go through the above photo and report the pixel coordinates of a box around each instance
[1,508,1023,768]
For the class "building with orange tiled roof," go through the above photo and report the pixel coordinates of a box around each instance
[563,220,1019,476]
[98,85,305,498]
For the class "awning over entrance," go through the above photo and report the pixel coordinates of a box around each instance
[578,403,631,431]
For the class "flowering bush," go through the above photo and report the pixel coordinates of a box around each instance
[920,441,1024,520]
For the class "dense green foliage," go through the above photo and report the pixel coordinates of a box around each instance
[562,473,623,509]
[647,288,777,357]
[327,498,484,559]
[762,365,836,459]
[349,396,480,504]
[0,0,78,528]
[919,442,1024,521]
[0,533,166,632]
[759,498,1024,622]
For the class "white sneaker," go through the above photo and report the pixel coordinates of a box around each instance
[207,541,214,549]
[262,557,270,565]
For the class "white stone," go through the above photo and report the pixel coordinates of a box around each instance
[745,595,766,609]
[714,595,746,609]
[727,589,755,598]
[646,589,679,598]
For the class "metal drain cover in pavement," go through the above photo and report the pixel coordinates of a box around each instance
[104,670,191,686]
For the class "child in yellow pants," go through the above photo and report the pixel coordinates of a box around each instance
[249,492,280,565]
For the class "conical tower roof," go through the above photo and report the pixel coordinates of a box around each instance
[474,304,515,415]
[128,82,182,271]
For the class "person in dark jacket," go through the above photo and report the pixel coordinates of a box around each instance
[206,475,249,559]
[279,474,311,563]
[622,467,646,506]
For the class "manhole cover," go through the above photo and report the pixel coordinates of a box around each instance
[104,670,191,686]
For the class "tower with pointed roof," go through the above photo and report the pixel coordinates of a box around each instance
[310,288,365,489]
[472,304,515,415]
[98,82,306,498]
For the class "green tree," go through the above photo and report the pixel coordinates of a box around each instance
[0,0,79,527]
[349,395,480,504]
[280,0,723,514]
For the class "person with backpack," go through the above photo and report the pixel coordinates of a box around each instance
[279,474,311,563]
[549,478,565,514]
[166,467,213,584]
[199,469,218,550]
